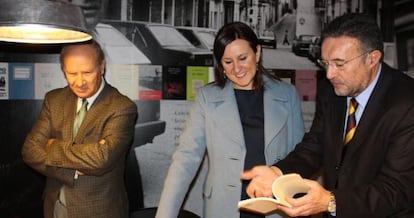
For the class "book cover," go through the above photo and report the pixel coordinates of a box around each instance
[34,63,66,99]
[108,64,139,100]
[295,70,317,102]
[162,66,186,100]
[139,65,162,100]
[9,63,34,99]
[0,62,9,99]
[186,66,209,100]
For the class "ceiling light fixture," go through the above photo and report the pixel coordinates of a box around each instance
[0,0,92,44]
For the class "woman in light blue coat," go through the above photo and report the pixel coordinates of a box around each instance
[156,22,305,218]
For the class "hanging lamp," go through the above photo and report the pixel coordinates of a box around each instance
[0,0,92,44]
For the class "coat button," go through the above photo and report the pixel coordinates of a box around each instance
[335,165,340,171]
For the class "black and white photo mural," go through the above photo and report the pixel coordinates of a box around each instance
[0,0,412,217]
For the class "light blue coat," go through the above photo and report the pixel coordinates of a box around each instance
[156,75,305,218]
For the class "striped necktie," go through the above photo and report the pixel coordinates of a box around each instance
[73,99,88,138]
[344,98,358,144]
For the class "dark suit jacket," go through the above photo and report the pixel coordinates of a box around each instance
[22,83,138,218]
[276,64,414,217]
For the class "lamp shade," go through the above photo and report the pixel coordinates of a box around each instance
[0,0,92,44]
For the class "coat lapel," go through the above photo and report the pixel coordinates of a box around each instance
[334,98,347,166]
[209,82,245,147]
[343,66,390,161]
[73,84,111,141]
[263,81,289,148]
[63,91,78,141]
[208,78,300,149]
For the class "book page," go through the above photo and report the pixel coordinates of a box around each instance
[238,198,280,215]
[272,173,310,207]
[238,173,309,215]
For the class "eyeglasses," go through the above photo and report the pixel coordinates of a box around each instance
[317,50,372,70]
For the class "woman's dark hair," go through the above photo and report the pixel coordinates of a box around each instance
[213,21,279,89]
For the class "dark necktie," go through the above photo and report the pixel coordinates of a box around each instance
[73,99,88,138]
[344,98,358,144]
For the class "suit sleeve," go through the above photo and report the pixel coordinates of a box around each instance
[156,88,207,218]
[45,98,138,178]
[22,91,138,186]
[22,95,76,185]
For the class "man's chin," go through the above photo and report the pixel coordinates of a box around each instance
[73,92,89,99]
[333,88,349,97]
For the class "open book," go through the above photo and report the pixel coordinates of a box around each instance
[238,173,310,215]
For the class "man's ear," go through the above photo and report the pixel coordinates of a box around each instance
[100,60,106,76]
[369,50,382,65]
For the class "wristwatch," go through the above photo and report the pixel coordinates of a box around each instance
[327,192,336,213]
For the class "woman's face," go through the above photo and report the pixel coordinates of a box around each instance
[220,39,261,90]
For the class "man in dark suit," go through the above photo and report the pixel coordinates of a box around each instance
[241,13,414,217]
[22,40,138,218]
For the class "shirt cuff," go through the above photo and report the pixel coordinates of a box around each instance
[74,170,79,179]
